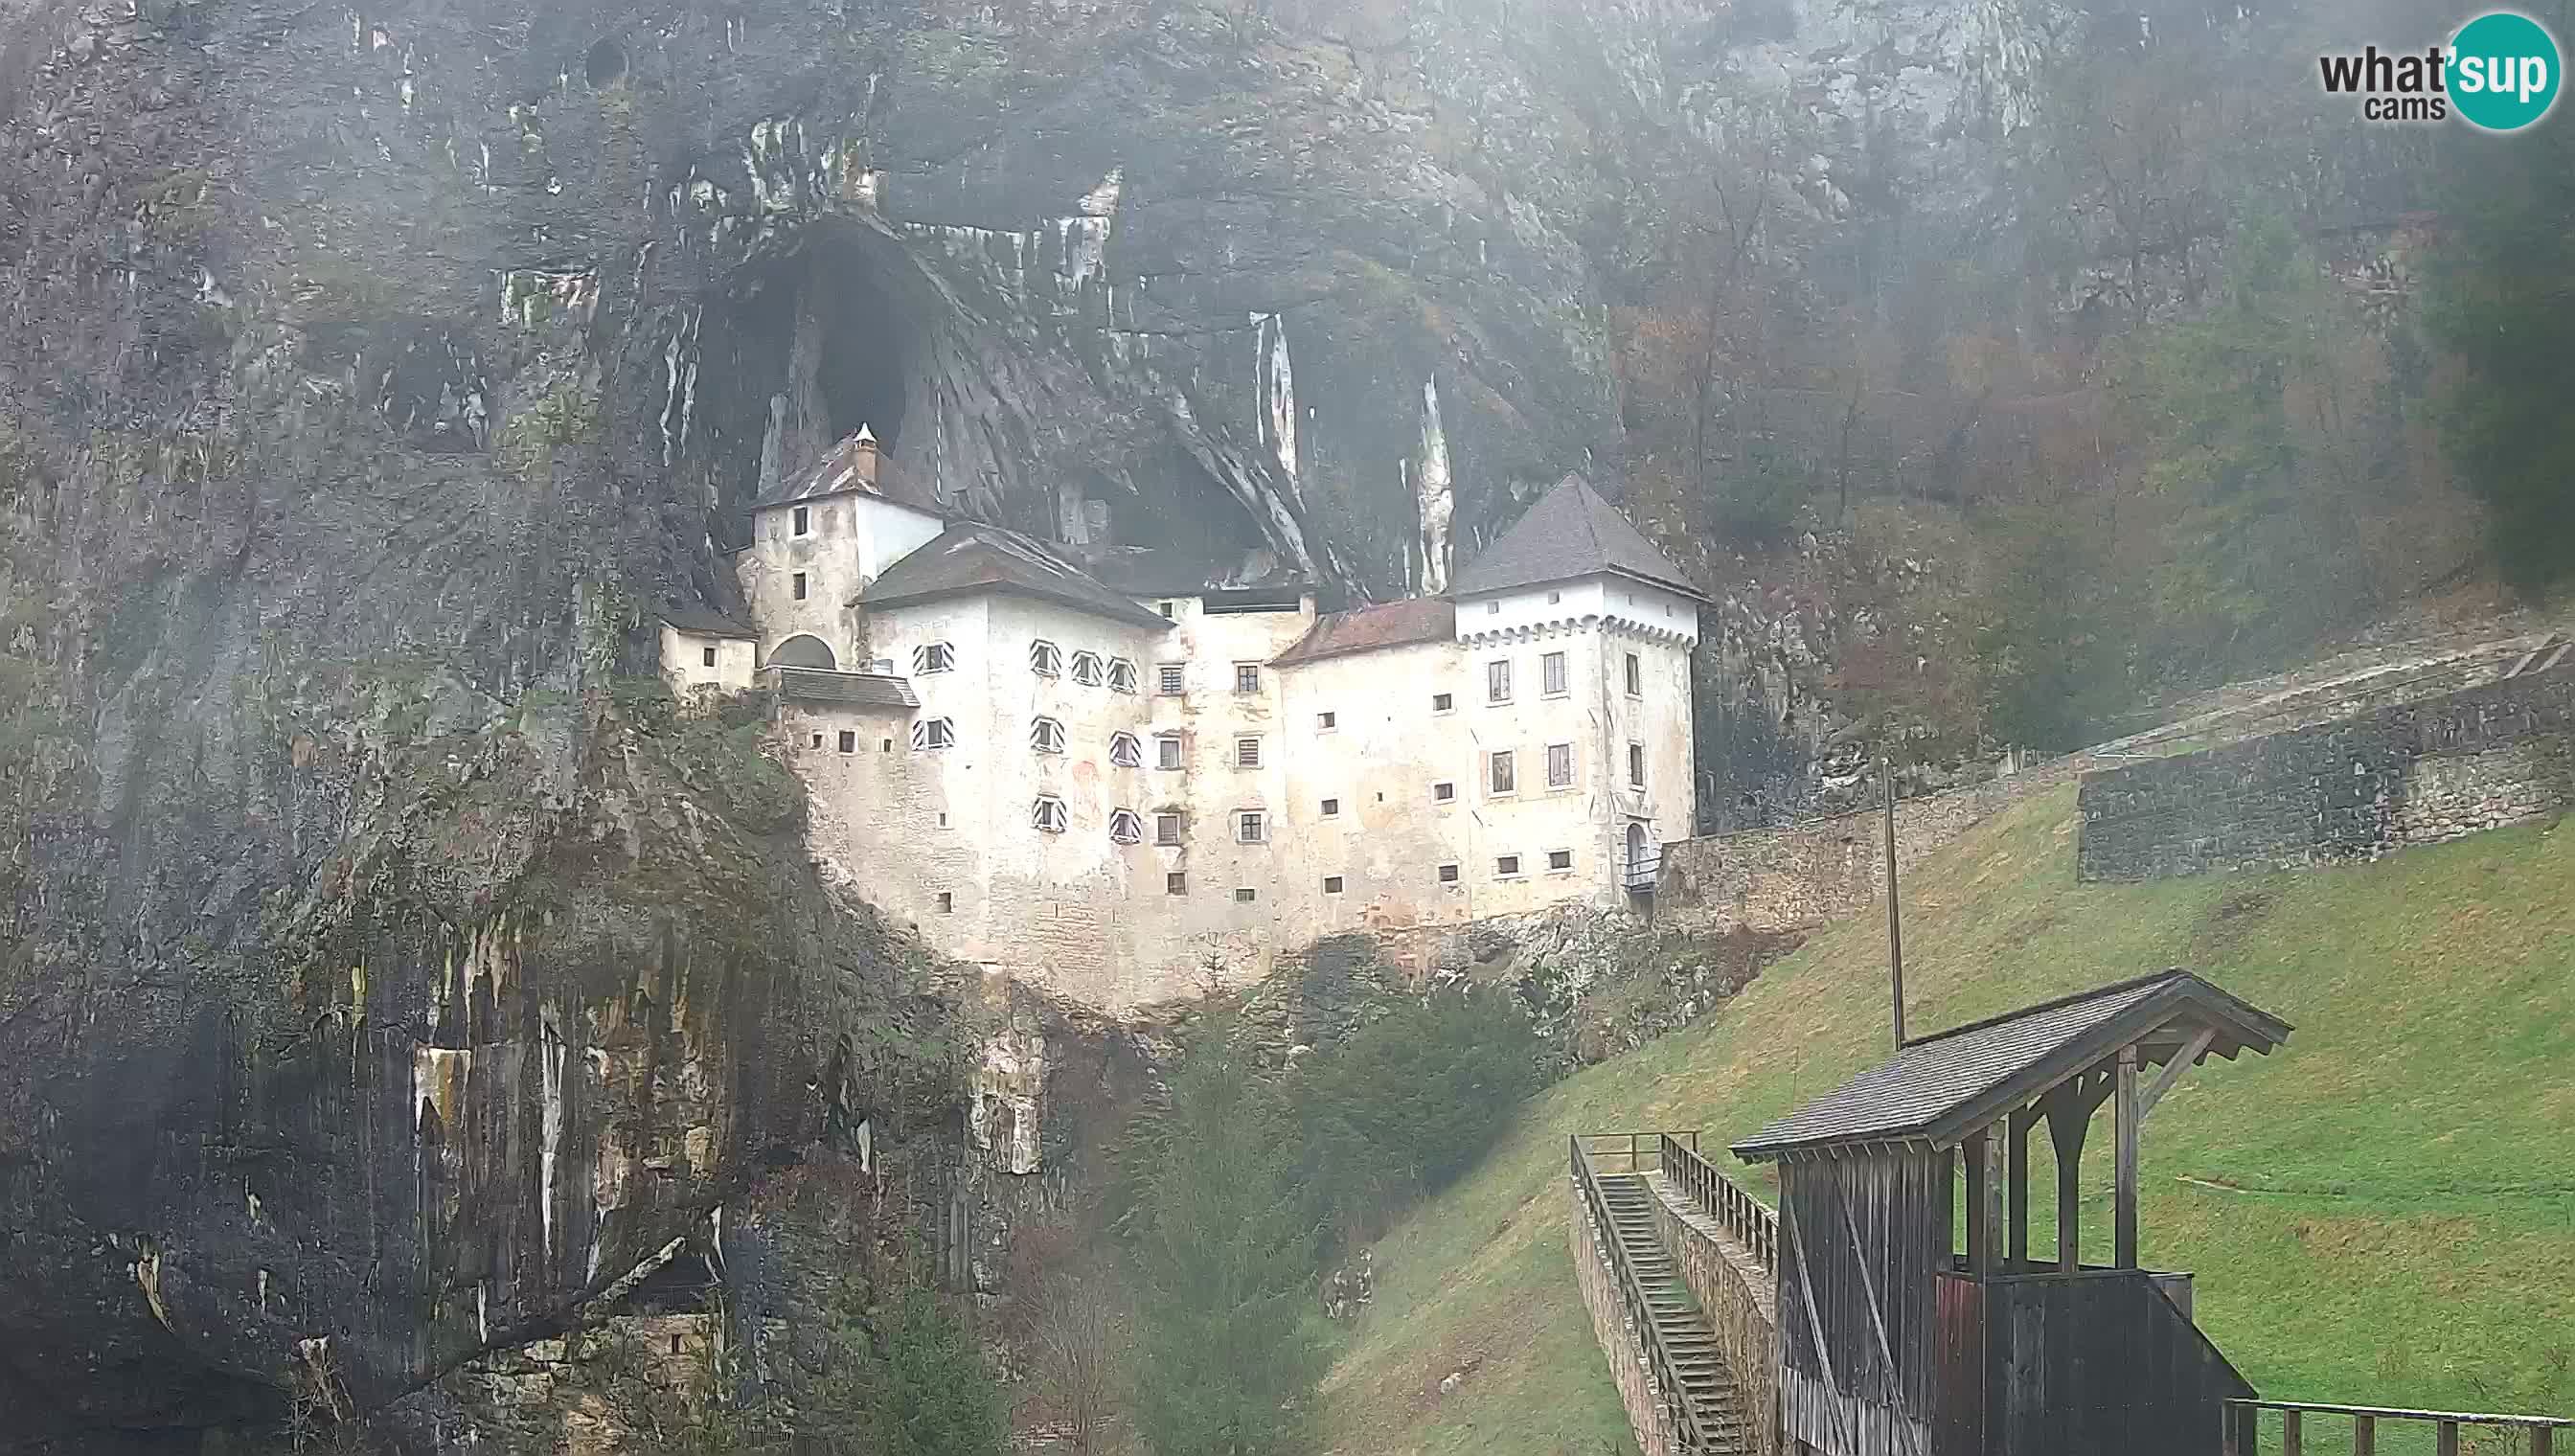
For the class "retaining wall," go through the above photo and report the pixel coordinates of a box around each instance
[1646,1174,1781,1456]
[2077,661,2573,881]
[1567,1180,1678,1456]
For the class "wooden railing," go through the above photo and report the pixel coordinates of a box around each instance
[1576,1128,1697,1173]
[1659,1132,1777,1274]
[1625,849,1664,892]
[1569,1134,1713,1453]
[2226,1400,2569,1455]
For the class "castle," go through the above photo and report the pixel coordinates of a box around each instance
[661,428,1704,1010]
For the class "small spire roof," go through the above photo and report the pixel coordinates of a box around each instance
[1450,474,1705,602]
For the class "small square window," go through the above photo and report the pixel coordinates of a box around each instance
[1156,734,1185,770]
[881,739,892,752]
[1107,659,1139,694]
[1433,781,1455,803]
[1323,876,1344,895]
[1486,600,1500,615]
[1234,663,1262,694]
[1626,652,1643,696]
[837,730,857,753]
[1547,589,1561,604]
[1030,640,1061,676]
[911,718,956,751]
[1071,651,1105,686]
[936,892,953,913]
[1158,663,1187,695]
[1236,738,1263,769]
[1108,808,1145,845]
[1317,711,1336,731]
[702,645,718,668]
[1542,650,1567,696]
[1155,811,1183,846]
[1629,742,1646,788]
[792,505,810,536]
[1490,750,1516,795]
[1487,659,1512,703]
[1438,863,1460,883]
[1158,601,1176,619]
[1237,810,1267,844]
[1547,849,1573,871]
[1167,871,1188,895]
[1030,717,1066,754]
[1496,854,1521,877]
[1432,692,1454,713]
[792,572,808,601]
[914,642,956,674]
[1033,796,1068,833]
[1110,733,1143,767]
[1234,887,1258,903]
[1320,798,1339,817]
[810,733,823,748]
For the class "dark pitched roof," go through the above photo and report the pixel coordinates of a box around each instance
[860,524,1173,630]
[756,428,941,514]
[773,668,920,710]
[1731,970,2290,1163]
[1274,598,1456,667]
[1082,544,1307,597]
[659,606,760,640]
[1451,474,1706,602]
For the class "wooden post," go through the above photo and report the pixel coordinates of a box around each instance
[2007,1112,2031,1271]
[2436,1422,2459,1456]
[1964,1128,1989,1274]
[1884,758,1905,1050]
[2530,1425,2550,1456]
[2282,1409,2301,1456]
[1977,1125,2006,1276]
[2046,1084,2087,1273]
[2115,1045,2141,1269]
[2353,1415,2375,1456]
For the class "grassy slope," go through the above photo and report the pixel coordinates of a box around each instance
[1321,788,2575,1456]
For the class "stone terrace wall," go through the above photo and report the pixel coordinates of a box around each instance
[1656,753,2091,935]
[1569,1181,1678,1456]
[1646,1174,1780,1456]
[2078,661,2574,881]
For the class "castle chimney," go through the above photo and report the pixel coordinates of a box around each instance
[851,424,880,489]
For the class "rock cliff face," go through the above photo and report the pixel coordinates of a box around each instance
[0,0,2041,1445]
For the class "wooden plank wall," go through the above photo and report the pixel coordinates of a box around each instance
[1982,1271,2254,1456]
[1778,1149,1951,1456]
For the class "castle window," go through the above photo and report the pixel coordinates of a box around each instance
[1156,734,1184,770]
[1108,808,1144,845]
[1432,692,1454,713]
[1030,717,1065,755]
[838,731,857,754]
[1155,811,1184,846]
[1109,732,1143,767]
[1496,854,1522,877]
[1487,659,1512,703]
[1490,750,1515,796]
[1629,742,1646,787]
[1324,876,1344,895]
[1548,849,1574,872]
[1234,663,1262,694]
[1438,863,1460,883]
[1433,781,1455,803]
[1158,601,1176,619]
[1486,600,1500,615]
[1033,796,1068,833]
[1547,742,1573,788]
[702,645,718,668]
[811,733,824,748]
[1233,887,1258,903]
[1107,658,1139,694]
[792,572,809,601]
[1236,738,1263,769]
[882,739,893,752]
[914,642,955,674]
[1548,590,1561,604]
[937,892,953,914]
[1158,663,1187,695]
[1030,640,1061,676]
[910,717,956,751]
[1316,711,1336,731]
[1071,651,1105,686]
[1320,798,1339,817]
[1626,652,1643,696]
[792,505,810,536]
[1167,872,1188,895]
[1542,650,1568,697]
[1236,810,1266,844]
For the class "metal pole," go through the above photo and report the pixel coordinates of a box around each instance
[1884,756,1905,1049]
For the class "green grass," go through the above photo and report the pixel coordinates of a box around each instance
[1321,788,2575,1456]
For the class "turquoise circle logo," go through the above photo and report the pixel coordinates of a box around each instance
[2450,11,2563,131]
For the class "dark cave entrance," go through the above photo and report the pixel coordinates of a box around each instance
[812,255,911,453]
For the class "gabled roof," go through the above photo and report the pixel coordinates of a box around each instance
[1731,970,2291,1163]
[659,606,760,640]
[773,668,920,711]
[1274,598,1456,667]
[860,523,1173,630]
[1451,474,1706,602]
[1083,544,1307,597]
[756,428,938,513]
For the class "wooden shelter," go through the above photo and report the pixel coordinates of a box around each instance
[1731,969,2292,1456]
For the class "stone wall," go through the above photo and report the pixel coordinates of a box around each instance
[1646,1174,1780,1456]
[1655,753,2090,935]
[1567,1180,1677,1456]
[2078,661,2574,881]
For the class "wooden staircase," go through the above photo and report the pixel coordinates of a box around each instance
[1592,1171,1754,1452]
